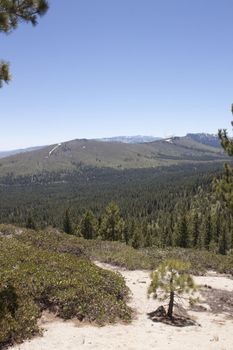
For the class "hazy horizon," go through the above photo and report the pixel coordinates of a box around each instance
[0,131,219,152]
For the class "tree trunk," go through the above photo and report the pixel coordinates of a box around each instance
[167,291,174,319]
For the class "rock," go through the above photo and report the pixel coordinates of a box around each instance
[148,306,167,318]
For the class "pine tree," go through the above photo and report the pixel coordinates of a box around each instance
[216,104,233,211]
[218,222,229,255]
[79,210,96,240]
[203,213,212,250]
[131,225,142,249]
[123,221,130,245]
[0,0,49,86]
[167,214,175,247]
[208,210,222,252]
[148,259,197,319]
[26,215,36,230]
[214,107,233,252]
[142,221,152,248]
[191,212,199,248]
[100,202,122,241]
[128,219,136,244]
[63,209,73,235]
[177,214,189,248]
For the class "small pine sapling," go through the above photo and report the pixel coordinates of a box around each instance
[148,259,197,319]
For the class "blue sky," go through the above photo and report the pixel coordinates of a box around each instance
[1,0,233,150]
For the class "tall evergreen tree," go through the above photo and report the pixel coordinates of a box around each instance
[212,211,221,245]
[141,220,152,247]
[123,221,130,245]
[218,223,228,255]
[215,106,233,253]
[26,214,36,230]
[177,214,189,248]
[63,209,73,235]
[203,213,212,250]
[100,202,122,241]
[79,210,96,240]
[131,225,142,249]
[216,104,233,211]
[191,212,199,248]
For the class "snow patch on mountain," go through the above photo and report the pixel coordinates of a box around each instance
[49,144,61,156]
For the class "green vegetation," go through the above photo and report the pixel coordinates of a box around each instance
[16,227,152,270]
[79,210,97,240]
[0,126,233,345]
[215,107,233,213]
[0,231,131,348]
[9,226,233,274]
[1,221,233,346]
[0,134,231,257]
[148,260,197,318]
[63,209,73,235]
[0,136,226,178]
[0,0,49,86]
[2,162,233,256]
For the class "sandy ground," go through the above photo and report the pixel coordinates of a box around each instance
[11,263,233,350]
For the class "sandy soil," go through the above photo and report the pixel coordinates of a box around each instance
[11,263,233,350]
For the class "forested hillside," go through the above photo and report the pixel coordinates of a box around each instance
[0,161,231,255]
[0,135,226,179]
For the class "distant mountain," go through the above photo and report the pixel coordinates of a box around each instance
[97,134,221,147]
[96,135,161,143]
[0,146,45,159]
[0,134,221,160]
[186,133,220,148]
[0,135,228,180]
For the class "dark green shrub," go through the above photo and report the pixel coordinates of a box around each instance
[17,227,233,273]
[0,237,131,347]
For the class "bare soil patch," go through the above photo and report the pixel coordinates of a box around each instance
[192,286,233,317]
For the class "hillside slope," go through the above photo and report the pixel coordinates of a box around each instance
[0,136,227,178]
[0,146,45,159]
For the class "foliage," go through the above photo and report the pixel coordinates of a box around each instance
[17,227,152,270]
[215,105,233,211]
[1,163,232,255]
[1,225,233,347]
[215,163,233,211]
[148,259,197,318]
[143,246,233,275]
[79,210,97,239]
[0,0,49,86]
[0,223,22,236]
[177,214,189,248]
[25,215,36,230]
[63,209,73,235]
[100,202,124,241]
[0,60,10,87]
[14,226,233,274]
[0,235,131,348]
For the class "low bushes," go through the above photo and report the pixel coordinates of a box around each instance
[17,227,233,274]
[18,228,152,270]
[0,237,131,348]
[143,247,233,275]
[1,225,233,347]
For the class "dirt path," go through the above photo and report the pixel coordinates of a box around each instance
[12,263,233,350]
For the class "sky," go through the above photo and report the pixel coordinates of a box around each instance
[1,0,233,150]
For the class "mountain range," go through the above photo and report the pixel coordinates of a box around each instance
[0,133,226,180]
[96,135,161,143]
[0,133,220,158]
[0,146,45,159]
